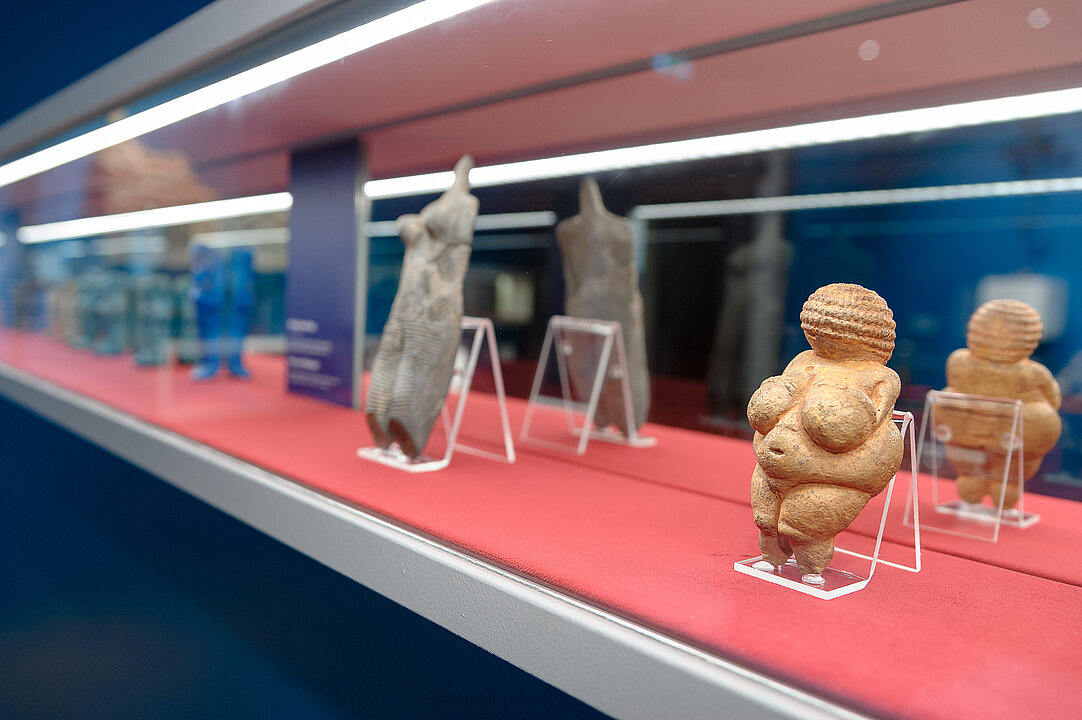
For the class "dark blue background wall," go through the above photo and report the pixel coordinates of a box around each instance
[786,114,1082,389]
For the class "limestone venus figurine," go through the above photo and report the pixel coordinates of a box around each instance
[555,178,650,434]
[747,283,903,584]
[366,155,479,458]
[940,299,1061,510]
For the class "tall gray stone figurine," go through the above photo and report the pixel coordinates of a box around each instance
[556,178,650,434]
[366,155,479,458]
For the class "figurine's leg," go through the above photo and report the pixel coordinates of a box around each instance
[990,456,1039,510]
[365,319,407,447]
[988,478,1021,511]
[192,303,221,380]
[152,319,170,365]
[595,375,630,436]
[955,474,990,504]
[366,412,392,450]
[386,319,458,459]
[387,418,419,459]
[227,301,252,378]
[133,318,148,364]
[109,313,126,354]
[780,484,871,576]
[759,534,792,567]
[751,466,790,565]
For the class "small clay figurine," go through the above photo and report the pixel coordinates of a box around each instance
[53,278,80,346]
[190,244,225,380]
[74,268,106,349]
[365,155,478,458]
[225,248,254,379]
[747,283,903,584]
[94,269,129,355]
[173,274,199,364]
[556,178,650,434]
[940,299,1062,509]
[133,273,175,366]
[189,245,254,380]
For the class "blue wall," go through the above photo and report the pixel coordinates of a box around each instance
[787,115,1082,388]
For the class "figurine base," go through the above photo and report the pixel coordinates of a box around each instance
[733,557,870,600]
[935,499,1040,529]
[357,445,449,474]
[570,426,657,449]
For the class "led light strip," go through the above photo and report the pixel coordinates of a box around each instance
[16,192,292,243]
[19,176,1081,245]
[364,211,557,237]
[191,226,290,249]
[0,0,500,190]
[364,86,1082,199]
[628,177,1082,220]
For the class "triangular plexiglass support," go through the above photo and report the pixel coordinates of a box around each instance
[520,315,656,456]
[358,316,515,473]
[735,411,921,600]
[904,390,1038,542]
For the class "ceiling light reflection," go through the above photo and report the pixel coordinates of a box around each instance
[16,192,292,243]
[364,86,1082,199]
[0,0,500,190]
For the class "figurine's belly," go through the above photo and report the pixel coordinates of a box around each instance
[940,394,1061,458]
[757,411,902,496]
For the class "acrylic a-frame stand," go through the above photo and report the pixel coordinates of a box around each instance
[735,411,921,600]
[520,315,656,456]
[357,316,516,473]
[904,390,1038,543]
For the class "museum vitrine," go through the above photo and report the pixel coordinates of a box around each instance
[1,1,1081,718]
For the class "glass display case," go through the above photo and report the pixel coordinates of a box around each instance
[2,1,1082,718]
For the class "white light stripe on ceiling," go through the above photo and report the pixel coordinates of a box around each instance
[0,0,500,190]
[364,87,1082,199]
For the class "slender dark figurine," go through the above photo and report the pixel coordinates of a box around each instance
[190,244,225,380]
[133,273,174,366]
[366,155,479,458]
[95,269,129,355]
[189,245,253,380]
[556,178,650,433]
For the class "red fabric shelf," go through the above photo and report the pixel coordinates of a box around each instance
[2,328,1081,720]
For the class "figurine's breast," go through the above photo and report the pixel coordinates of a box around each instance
[747,374,805,436]
[800,377,878,454]
[753,360,900,487]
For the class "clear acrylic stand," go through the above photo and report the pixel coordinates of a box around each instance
[519,315,656,456]
[904,390,1037,543]
[358,316,516,473]
[735,411,921,600]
